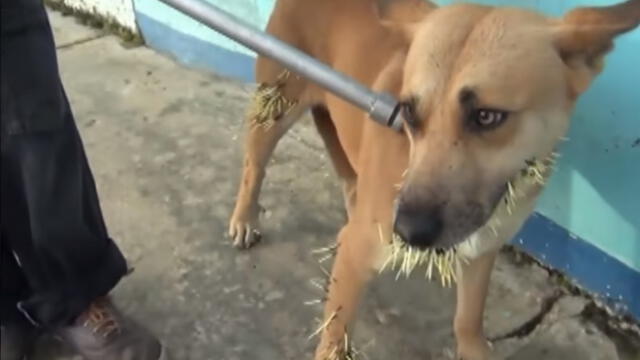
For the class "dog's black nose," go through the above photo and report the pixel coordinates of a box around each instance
[393,204,444,249]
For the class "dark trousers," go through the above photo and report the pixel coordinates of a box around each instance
[1,0,128,329]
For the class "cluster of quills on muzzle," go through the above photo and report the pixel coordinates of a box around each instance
[379,152,559,288]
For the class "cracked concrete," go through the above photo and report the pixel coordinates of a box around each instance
[31,9,640,360]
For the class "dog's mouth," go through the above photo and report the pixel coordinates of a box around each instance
[379,224,465,287]
[382,153,557,286]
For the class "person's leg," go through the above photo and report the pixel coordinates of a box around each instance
[1,1,165,359]
[1,0,128,330]
[0,234,31,327]
[1,107,130,328]
[2,102,166,360]
[1,4,61,358]
[0,236,39,360]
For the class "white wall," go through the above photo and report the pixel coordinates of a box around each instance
[56,0,138,32]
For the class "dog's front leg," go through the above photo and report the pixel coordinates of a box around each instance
[454,250,498,360]
[228,104,304,248]
[314,224,375,360]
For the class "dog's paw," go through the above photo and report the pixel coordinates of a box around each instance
[228,215,262,249]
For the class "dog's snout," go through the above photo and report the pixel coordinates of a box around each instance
[393,203,444,249]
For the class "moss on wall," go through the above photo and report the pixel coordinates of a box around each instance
[45,0,144,47]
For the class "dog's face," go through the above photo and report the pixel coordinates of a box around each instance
[393,1,640,250]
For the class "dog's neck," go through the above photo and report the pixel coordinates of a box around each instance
[456,150,559,261]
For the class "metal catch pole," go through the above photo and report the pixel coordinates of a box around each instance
[157,0,404,131]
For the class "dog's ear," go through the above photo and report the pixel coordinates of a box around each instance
[554,0,640,95]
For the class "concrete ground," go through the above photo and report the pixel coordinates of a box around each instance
[34,9,639,360]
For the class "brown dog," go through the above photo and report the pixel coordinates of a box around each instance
[228,0,640,359]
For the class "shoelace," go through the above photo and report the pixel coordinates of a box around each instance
[81,299,121,339]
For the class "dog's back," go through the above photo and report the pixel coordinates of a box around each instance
[256,0,434,93]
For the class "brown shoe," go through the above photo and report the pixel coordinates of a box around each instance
[0,323,37,360]
[56,297,166,360]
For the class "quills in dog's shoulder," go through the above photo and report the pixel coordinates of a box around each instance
[247,70,297,129]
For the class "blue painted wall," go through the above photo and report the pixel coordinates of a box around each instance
[133,0,640,319]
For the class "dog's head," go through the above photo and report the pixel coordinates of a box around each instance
[392,1,640,250]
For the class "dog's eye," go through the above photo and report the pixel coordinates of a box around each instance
[473,109,508,129]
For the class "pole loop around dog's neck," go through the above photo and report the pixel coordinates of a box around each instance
[369,92,405,131]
